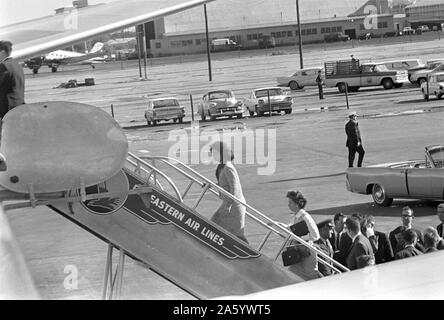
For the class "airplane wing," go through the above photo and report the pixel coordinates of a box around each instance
[0,0,215,60]
[218,252,444,300]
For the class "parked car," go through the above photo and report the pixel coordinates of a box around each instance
[420,72,444,100]
[324,32,350,43]
[417,25,430,33]
[381,59,425,71]
[276,67,324,90]
[346,145,444,206]
[243,87,293,117]
[410,61,444,85]
[258,35,276,48]
[211,38,239,51]
[407,59,444,82]
[402,27,415,35]
[358,32,373,40]
[198,90,244,121]
[144,97,185,126]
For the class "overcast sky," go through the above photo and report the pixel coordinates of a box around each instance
[0,0,115,27]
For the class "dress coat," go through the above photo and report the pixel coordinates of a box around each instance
[346,234,374,270]
[211,162,247,241]
[345,120,362,148]
[368,230,394,264]
[0,57,25,117]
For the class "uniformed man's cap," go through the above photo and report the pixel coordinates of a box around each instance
[317,219,334,229]
[348,111,357,118]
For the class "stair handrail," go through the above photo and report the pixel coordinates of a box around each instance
[128,153,349,274]
[126,157,183,202]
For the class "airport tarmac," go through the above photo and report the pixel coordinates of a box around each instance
[7,36,444,299]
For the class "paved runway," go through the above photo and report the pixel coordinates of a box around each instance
[8,35,444,299]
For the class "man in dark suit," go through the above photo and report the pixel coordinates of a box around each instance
[334,227,353,266]
[316,70,324,100]
[389,206,424,254]
[436,203,444,237]
[315,219,335,276]
[345,217,374,270]
[345,112,365,168]
[0,41,25,118]
[362,215,393,264]
[329,213,352,266]
[394,229,424,259]
[329,213,347,252]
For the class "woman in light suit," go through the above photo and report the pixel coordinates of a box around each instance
[210,141,248,243]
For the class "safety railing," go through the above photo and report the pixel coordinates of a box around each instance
[125,152,349,274]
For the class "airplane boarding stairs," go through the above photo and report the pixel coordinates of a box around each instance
[5,153,349,299]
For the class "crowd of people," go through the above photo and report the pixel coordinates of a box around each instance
[208,141,444,280]
[285,200,444,279]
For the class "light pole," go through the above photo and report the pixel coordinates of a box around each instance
[204,4,212,82]
[296,0,303,69]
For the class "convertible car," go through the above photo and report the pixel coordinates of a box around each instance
[346,145,444,206]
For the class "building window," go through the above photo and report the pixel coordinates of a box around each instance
[195,39,201,45]
[337,26,342,32]
[155,42,161,49]
[321,27,325,33]
[276,32,281,38]
[271,32,276,37]
[383,21,388,28]
[360,23,365,30]
[281,31,287,37]
[312,28,317,34]
[332,27,337,32]
[326,27,331,33]
[288,31,293,37]
[253,33,258,40]
[301,29,306,35]
[182,39,192,46]
[247,34,252,41]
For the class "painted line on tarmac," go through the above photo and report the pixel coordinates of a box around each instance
[263,172,345,184]
[360,106,444,119]
[293,105,348,113]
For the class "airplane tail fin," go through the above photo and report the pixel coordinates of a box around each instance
[89,42,104,54]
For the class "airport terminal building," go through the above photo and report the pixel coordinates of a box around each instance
[141,0,443,57]
[143,0,395,56]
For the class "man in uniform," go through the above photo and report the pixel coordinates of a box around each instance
[0,40,25,118]
[345,111,365,167]
[315,219,335,276]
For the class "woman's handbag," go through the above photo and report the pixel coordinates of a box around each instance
[282,245,301,266]
[281,244,312,266]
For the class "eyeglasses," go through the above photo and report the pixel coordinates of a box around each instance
[402,215,413,218]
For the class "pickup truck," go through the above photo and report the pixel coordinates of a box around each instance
[324,59,409,93]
